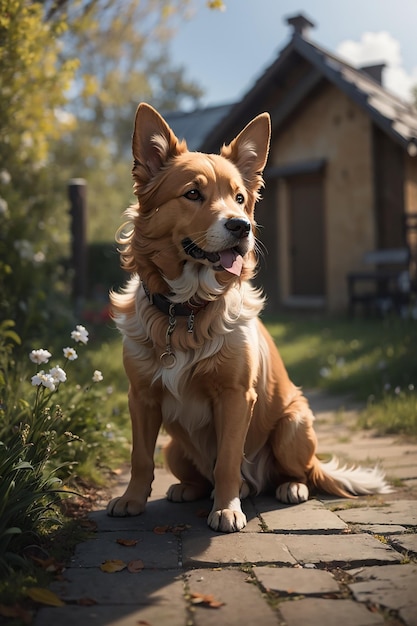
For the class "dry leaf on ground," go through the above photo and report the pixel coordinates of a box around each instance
[25,587,65,607]
[100,559,127,573]
[190,592,225,608]
[116,538,138,547]
[127,559,145,573]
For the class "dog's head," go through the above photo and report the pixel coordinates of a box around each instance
[121,103,270,297]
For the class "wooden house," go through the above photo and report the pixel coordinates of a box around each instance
[166,14,417,313]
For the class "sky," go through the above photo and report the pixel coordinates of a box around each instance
[168,0,417,107]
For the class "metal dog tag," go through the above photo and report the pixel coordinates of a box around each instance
[160,351,176,368]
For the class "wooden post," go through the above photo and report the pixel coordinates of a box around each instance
[68,178,87,315]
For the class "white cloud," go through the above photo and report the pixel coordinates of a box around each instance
[337,31,417,102]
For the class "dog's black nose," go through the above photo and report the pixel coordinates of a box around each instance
[225,218,251,239]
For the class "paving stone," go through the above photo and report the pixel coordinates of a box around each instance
[253,565,340,595]
[354,524,406,534]
[390,533,417,555]
[282,534,401,567]
[278,598,384,626]
[187,569,277,626]
[348,564,417,626]
[70,530,179,569]
[182,531,296,567]
[255,498,347,532]
[335,501,417,526]
[50,568,184,604]
[90,499,211,532]
[34,604,186,626]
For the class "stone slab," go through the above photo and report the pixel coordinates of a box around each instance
[187,569,277,626]
[34,604,186,626]
[182,532,296,567]
[335,501,417,526]
[354,524,406,534]
[282,534,401,567]
[390,533,417,555]
[348,564,417,626]
[70,530,179,569]
[253,565,340,595]
[255,498,347,532]
[278,598,384,626]
[50,568,184,604]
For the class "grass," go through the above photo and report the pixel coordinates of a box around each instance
[264,313,417,437]
[86,312,417,440]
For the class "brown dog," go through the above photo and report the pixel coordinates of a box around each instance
[107,103,390,532]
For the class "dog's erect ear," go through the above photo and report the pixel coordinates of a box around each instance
[222,113,271,196]
[132,103,186,182]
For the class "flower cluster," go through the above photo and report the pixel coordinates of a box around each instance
[30,324,102,392]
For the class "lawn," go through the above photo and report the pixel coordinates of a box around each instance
[265,313,417,437]
[89,313,417,441]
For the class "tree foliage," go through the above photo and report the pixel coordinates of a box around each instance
[0,0,210,340]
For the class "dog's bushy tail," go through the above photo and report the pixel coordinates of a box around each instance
[309,456,392,497]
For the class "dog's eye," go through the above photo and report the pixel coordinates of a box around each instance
[236,193,245,204]
[184,189,203,202]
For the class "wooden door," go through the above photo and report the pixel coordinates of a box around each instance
[288,173,325,296]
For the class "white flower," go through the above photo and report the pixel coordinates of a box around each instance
[92,369,103,382]
[29,349,52,364]
[63,346,78,361]
[71,324,89,344]
[31,371,56,391]
[0,170,11,185]
[49,366,67,383]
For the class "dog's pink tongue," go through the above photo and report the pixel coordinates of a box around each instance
[219,249,243,276]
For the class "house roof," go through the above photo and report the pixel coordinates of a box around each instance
[163,103,233,151]
[172,19,417,157]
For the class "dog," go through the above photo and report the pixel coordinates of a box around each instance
[107,103,390,532]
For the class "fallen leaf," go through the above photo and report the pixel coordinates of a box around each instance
[77,597,97,606]
[116,538,138,547]
[196,509,210,518]
[171,524,191,533]
[137,620,152,625]
[100,559,127,573]
[26,587,65,607]
[190,592,224,608]
[153,525,170,534]
[128,559,144,573]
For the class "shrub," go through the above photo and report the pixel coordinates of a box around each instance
[0,320,112,573]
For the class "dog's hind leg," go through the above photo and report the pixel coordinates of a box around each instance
[270,396,317,504]
[165,438,212,502]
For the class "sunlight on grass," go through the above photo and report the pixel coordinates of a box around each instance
[265,314,417,437]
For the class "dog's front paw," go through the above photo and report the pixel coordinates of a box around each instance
[208,507,247,532]
[107,495,146,517]
[276,482,309,504]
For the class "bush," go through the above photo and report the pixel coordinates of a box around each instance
[0,320,116,573]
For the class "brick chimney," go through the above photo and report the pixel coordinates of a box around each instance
[286,13,315,38]
[360,63,386,85]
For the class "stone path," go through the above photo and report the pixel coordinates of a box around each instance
[34,392,417,626]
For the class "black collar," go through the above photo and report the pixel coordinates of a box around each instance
[142,282,208,317]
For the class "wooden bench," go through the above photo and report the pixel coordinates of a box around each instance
[347,248,411,316]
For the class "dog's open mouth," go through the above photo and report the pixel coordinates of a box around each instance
[182,238,244,276]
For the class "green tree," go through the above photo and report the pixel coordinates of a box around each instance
[0,0,78,339]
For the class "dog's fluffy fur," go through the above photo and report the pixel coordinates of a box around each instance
[107,103,391,532]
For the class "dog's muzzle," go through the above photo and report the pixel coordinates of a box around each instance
[182,218,250,277]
